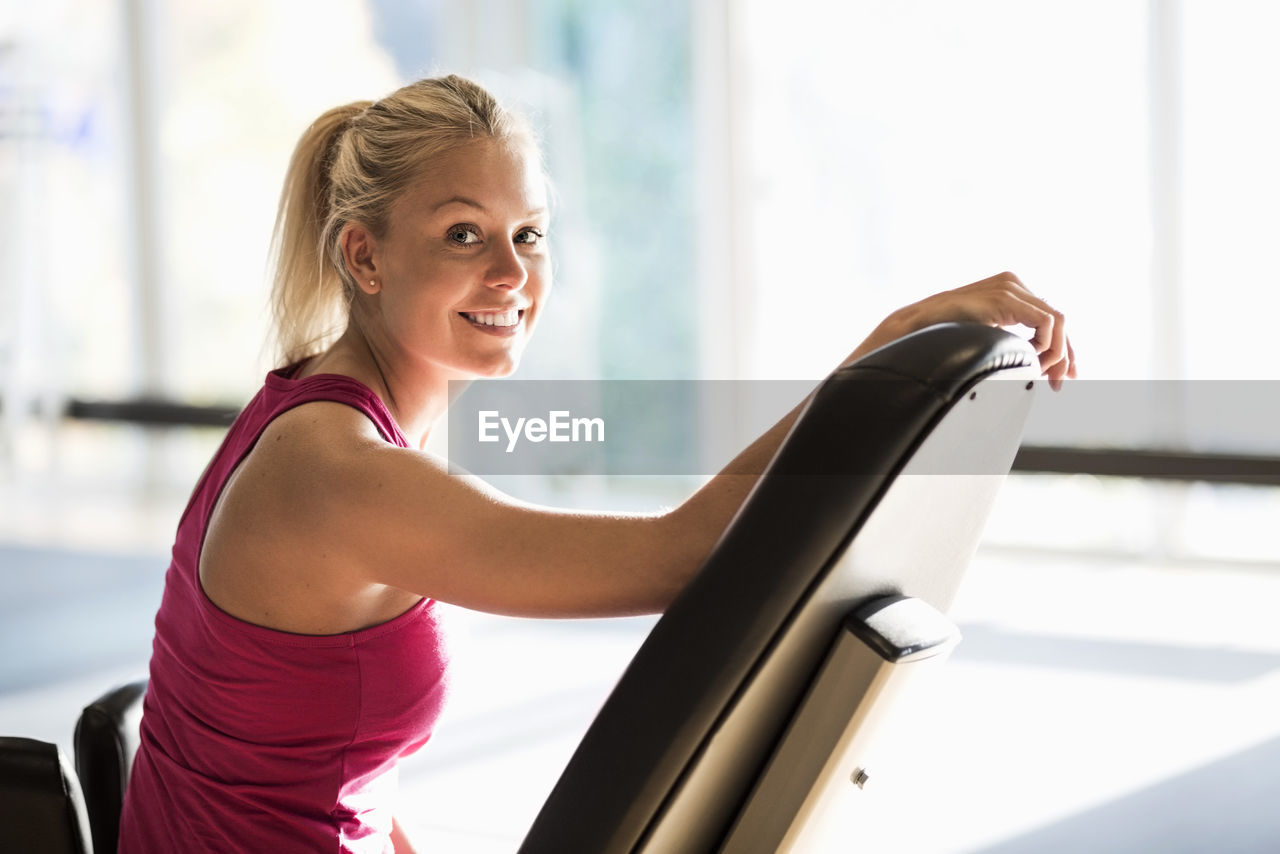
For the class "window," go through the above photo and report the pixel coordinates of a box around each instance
[719,0,1280,562]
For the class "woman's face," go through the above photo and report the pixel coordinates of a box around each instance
[369,138,551,382]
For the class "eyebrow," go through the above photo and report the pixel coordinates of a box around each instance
[432,196,547,218]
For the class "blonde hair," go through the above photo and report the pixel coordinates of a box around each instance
[269,75,536,366]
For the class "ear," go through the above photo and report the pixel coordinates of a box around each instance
[339,222,381,294]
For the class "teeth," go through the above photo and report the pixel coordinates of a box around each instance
[464,309,520,327]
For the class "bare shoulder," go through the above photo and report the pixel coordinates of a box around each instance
[254,399,460,514]
[199,399,430,633]
[255,400,396,480]
[218,400,397,533]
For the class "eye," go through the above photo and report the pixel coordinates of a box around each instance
[447,225,481,245]
[515,228,545,246]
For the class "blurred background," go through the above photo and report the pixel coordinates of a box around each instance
[1,1,1277,851]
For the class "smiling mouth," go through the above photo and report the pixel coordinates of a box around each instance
[460,309,525,332]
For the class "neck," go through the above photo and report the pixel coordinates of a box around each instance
[307,323,456,450]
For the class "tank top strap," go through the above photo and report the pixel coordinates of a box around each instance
[174,366,408,537]
[262,366,410,449]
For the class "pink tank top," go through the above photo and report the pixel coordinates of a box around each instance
[119,366,451,853]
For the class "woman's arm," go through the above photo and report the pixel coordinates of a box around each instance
[277,272,1071,619]
[280,406,705,618]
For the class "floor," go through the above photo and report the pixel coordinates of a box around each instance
[2,538,1278,852]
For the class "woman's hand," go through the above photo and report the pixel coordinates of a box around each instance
[845,271,1077,389]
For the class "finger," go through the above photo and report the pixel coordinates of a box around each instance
[1044,332,1078,391]
[987,274,1065,351]
[1037,317,1066,371]
[991,293,1055,354]
[1006,297,1067,376]
[1046,352,1069,391]
[1026,302,1067,370]
[999,270,1030,293]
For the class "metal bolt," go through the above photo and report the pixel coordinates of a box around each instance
[851,768,869,789]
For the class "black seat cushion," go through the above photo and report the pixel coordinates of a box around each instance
[74,679,148,854]
[0,736,93,854]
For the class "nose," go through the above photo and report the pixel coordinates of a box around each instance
[484,239,528,291]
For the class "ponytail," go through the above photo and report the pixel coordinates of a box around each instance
[269,101,371,367]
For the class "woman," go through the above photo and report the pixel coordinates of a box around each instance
[118,74,1074,852]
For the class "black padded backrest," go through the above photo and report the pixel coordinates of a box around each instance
[0,736,93,854]
[519,323,1038,853]
[74,679,148,854]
